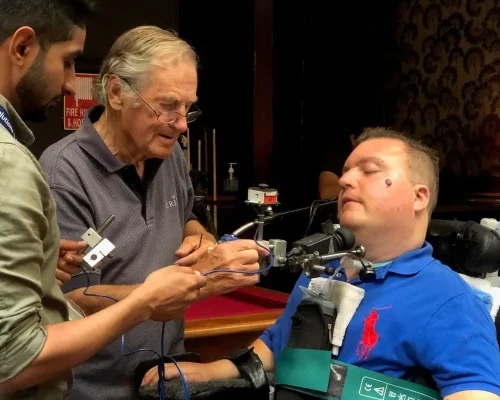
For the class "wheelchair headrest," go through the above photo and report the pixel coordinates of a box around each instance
[426,219,500,277]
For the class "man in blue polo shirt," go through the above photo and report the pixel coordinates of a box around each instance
[143,127,500,399]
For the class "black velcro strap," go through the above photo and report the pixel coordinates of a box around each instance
[62,270,101,293]
[223,347,268,390]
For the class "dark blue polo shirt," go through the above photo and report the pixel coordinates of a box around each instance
[260,242,500,397]
[39,106,196,400]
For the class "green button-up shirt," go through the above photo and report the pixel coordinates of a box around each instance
[0,94,69,400]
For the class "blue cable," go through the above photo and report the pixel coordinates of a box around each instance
[82,269,189,400]
[160,322,166,398]
[80,226,274,400]
[82,271,121,303]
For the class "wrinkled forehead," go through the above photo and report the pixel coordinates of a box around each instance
[143,62,198,103]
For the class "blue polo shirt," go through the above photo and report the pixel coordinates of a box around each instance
[260,243,500,397]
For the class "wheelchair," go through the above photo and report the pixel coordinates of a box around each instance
[135,219,500,400]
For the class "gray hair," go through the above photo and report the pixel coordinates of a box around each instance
[93,25,198,105]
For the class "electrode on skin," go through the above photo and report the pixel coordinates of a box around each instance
[385,178,392,187]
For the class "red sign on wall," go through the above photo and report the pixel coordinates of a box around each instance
[64,73,99,131]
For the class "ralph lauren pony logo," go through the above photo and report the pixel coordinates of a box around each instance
[356,305,392,361]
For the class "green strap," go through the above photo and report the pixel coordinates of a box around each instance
[275,348,442,400]
[335,360,441,400]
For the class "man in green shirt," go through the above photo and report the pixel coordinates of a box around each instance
[0,1,266,399]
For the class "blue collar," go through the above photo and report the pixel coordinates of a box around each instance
[350,242,435,284]
[0,94,34,146]
[0,104,15,138]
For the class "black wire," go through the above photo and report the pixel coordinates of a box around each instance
[263,199,338,223]
[304,199,337,236]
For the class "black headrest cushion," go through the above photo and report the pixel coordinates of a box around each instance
[427,219,500,276]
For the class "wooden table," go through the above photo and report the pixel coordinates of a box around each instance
[184,286,289,362]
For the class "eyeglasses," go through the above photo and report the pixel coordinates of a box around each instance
[119,76,202,124]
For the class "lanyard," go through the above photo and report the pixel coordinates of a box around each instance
[0,104,15,139]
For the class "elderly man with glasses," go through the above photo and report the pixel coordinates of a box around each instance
[39,25,265,400]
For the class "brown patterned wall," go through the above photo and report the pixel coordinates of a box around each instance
[394,0,500,178]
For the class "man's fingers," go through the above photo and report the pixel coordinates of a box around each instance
[57,279,63,287]
[56,269,72,285]
[141,367,161,386]
[194,274,208,289]
[60,239,87,252]
[64,253,84,266]
[175,248,206,266]
[58,258,81,275]
[256,245,271,257]
[163,363,181,381]
[141,363,186,385]
[233,249,261,264]
[175,241,197,258]
[186,273,207,290]
[141,367,200,387]
[235,263,261,277]
[220,239,270,256]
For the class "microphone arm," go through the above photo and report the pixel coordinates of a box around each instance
[231,219,375,280]
[287,245,366,278]
[228,185,375,279]
[232,221,257,237]
[320,246,365,263]
[231,199,338,238]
